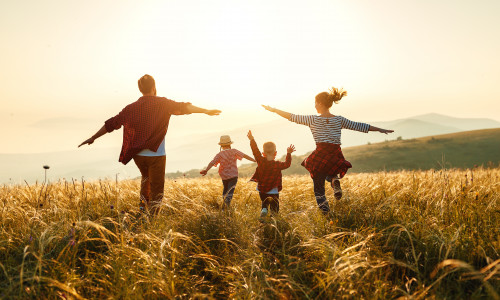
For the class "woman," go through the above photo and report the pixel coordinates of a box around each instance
[262,87,393,214]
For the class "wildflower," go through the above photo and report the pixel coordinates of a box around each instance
[121,210,126,214]
[39,203,43,207]
[43,165,50,182]
[72,222,76,227]
[110,205,114,209]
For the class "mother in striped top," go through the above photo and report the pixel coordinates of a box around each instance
[262,87,393,214]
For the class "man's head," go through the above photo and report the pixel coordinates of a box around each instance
[138,74,156,95]
[262,142,277,160]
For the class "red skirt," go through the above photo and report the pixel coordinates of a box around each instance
[301,143,352,179]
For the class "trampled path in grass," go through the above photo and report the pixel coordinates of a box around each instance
[0,168,499,299]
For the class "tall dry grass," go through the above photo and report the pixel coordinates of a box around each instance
[0,168,498,299]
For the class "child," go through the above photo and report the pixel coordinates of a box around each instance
[200,135,255,209]
[262,87,393,214]
[247,130,295,219]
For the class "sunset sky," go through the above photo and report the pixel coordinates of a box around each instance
[1,0,499,154]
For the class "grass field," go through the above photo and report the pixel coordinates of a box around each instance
[1,168,499,299]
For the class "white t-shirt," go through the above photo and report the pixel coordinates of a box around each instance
[137,137,166,156]
[256,187,279,194]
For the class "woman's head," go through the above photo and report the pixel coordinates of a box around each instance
[315,87,347,109]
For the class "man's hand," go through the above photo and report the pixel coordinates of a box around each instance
[200,169,208,176]
[287,144,296,154]
[78,137,95,147]
[247,130,254,140]
[379,128,394,134]
[261,105,275,113]
[205,109,221,116]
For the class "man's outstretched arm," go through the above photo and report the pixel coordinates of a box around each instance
[186,104,221,116]
[79,125,107,147]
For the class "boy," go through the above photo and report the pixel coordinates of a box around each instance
[247,130,295,218]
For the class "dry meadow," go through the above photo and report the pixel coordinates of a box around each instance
[1,168,499,299]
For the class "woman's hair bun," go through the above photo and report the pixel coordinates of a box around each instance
[316,87,347,108]
[328,87,347,104]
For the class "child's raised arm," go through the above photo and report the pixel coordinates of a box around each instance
[247,130,263,163]
[278,144,295,170]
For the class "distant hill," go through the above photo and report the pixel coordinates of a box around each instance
[171,128,500,178]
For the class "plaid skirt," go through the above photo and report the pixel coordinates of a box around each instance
[301,143,352,179]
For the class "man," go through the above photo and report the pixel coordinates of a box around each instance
[79,74,221,214]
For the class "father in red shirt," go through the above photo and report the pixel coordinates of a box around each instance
[79,74,221,214]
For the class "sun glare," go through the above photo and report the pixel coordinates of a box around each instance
[120,1,365,111]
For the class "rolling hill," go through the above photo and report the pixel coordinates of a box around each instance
[171,128,500,178]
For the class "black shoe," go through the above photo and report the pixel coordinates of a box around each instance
[332,179,342,200]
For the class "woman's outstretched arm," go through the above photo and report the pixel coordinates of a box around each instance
[262,105,291,120]
[368,125,394,134]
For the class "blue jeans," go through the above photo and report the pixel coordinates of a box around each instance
[222,177,238,206]
[259,193,279,213]
[312,174,334,214]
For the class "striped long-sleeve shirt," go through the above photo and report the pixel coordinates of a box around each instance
[289,114,370,145]
[207,149,246,180]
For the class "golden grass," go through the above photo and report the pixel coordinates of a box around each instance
[0,168,499,299]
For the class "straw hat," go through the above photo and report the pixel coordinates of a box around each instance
[218,135,233,145]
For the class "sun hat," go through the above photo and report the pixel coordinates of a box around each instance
[218,135,233,145]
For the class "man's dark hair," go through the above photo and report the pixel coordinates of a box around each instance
[138,74,156,94]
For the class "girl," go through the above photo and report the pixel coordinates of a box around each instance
[200,135,255,209]
[262,87,393,214]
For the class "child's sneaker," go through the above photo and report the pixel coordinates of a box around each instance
[332,179,342,200]
[259,208,269,223]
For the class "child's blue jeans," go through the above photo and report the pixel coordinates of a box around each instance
[222,177,238,206]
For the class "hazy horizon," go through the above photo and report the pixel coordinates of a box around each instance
[1,112,499,155]
[1,113,499,184]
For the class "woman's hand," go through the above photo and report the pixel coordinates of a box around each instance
[287,144,296,154]
[379,128,394,134]
[205,109,221,116]
[261,105,276,113]
[200,169,207,176]
[262,105,292,120]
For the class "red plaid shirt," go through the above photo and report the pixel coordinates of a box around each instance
[104,96,191,164]
[301,143,352,179]
[249,139,291,193]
